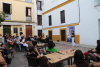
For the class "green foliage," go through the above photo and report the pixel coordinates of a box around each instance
[0,11,6,22]
[3,27,11,34]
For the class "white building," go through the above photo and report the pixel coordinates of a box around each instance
[35,0,100,46]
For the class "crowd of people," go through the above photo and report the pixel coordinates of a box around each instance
[0,33,100,67]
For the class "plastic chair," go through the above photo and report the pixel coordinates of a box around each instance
[26,56,38,67]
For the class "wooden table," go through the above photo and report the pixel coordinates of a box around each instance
[38,43,47,50]
[44,50,75,67]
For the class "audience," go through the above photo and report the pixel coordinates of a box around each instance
[27,35,31,41]
[39,56,49,67]
[31,37,34,41]
[46,41,57,52]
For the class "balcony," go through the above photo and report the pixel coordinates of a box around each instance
[26,16,32,21]
[94,0,100,7]
[25,0,32,3]
[5,14,11,20]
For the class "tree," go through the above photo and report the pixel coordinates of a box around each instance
[0,11,6,26]
[3,27,11,34]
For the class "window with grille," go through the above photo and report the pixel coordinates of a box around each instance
[3,3,12,14]
[60,10,65,23]
[37,1,42,10]
[14,28,18,33]
[49,31,52,40]
[61,30,66,41]
[37,15,42,25]
[26,7,31,17]
[49,15,52,26]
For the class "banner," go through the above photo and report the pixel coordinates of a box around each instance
[67,26,75,43]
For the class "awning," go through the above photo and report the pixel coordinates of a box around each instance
[1,22,23,25]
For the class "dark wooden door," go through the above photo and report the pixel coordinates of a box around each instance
[3,25,11,36]
[49,31,52,40]
[61,30,66,41]
[26,25,32,37]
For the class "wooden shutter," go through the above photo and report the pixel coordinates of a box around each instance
[10,4,12,14]
[49,31,52,40]
[26,8,28,16]
[37,15,42,25]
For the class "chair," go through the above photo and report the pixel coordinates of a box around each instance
[26,56,38,67]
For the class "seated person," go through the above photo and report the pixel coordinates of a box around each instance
[22,37,25,43]
[64,50,89,67]
[16,39,22,51]
[33,41,46,54]
[86,40,100,62]
[46,42,57,52]
[1,44,13,57]
[39,56,49,67]
[0,34,3,38]
[9,39,13,47]
[23,40,29,50]
[31,37,34,41]
[27,46,41,66]
[0,52,7,67]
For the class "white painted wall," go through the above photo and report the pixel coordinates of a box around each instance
[79,0,100,46]
[42,0,79,29]
[34,0,43,36]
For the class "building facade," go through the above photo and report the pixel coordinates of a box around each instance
[0,0,35,37]
[41,0,100,46]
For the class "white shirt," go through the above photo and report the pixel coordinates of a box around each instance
[23,43,28,47]
[22,39,25,42]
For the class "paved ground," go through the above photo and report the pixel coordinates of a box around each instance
[7,44,92,67]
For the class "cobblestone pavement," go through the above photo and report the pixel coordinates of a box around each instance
[8,44,92,67]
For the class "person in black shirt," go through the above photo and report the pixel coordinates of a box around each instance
[27,35,31,41]
[45,35,50,43]
[27,46,41,66]
[71,31,76,46]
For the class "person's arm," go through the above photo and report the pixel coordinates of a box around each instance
[34,48,41,58]
[0,53,6,64]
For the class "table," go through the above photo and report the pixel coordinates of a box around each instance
[44,50,75,67]
[38,43,47,50]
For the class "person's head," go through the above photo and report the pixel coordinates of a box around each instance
[28,35,30,37]
[29,46,35,53]
[74,50,88,67]
[72,30,74,33]
[33,41,38,47]
[97,40,100,46]
[39,56,49,67]
[46,35,48,38]
[28,41,32,47]
[0,34,2,36]
[48,41,54,49]
[2,44,6,47]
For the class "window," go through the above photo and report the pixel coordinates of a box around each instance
[26,7,31,17]
[3,3,12,14]
[20,28,22,31]
[37,15,42,25]
[37,1,42,10]
[60,10,65,23]
[61,30,66,41]
[49,15,52,26]
[38,30,42,36]
[14,28,18,33]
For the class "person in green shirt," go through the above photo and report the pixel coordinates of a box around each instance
[46,42,58,52]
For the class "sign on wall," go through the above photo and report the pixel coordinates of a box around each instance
[67,26,75,43]
[25,0,32,3]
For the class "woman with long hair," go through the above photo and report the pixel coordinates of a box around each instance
[39,56,49,67]
[65,50,89,67]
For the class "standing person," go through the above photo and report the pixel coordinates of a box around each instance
[71,31,76,47]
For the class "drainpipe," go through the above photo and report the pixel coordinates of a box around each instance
[78,0,80,23]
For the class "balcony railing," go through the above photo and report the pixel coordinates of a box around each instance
[94,0,100,7]
[5,14,11,20]
[26,16,32,21]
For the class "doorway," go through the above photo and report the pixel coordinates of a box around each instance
[26,25,32,37]
[48,30,52,40]
[3,25,11,36]
[61,30,66,41]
